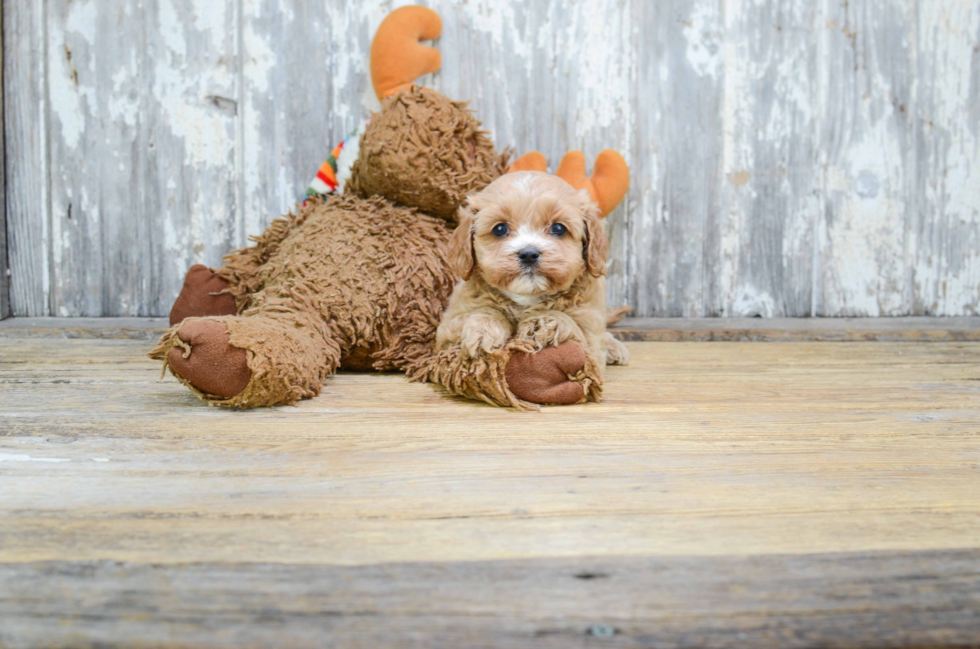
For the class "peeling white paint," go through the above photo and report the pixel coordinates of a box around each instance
[107,60,140,127]
[11,0,980,318]
[913,0,980,315]
[684,0,722,79]
[550,0,631,141]
[153,0,235,170]
[191,0,227,42]
[158,0,188,61]
[732,287,777,318]
[242,18,276,95]
[823,85,909,316]
[0,453,71,463]
[48,1,97,151]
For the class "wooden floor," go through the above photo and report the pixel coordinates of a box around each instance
[1,319,979,648]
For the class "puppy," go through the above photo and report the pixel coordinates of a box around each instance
[436,171,629,375]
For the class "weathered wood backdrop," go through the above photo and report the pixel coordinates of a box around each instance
[3,0,979,317]
[0,2,7,320]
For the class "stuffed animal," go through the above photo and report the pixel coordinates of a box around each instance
[150,6,629,410]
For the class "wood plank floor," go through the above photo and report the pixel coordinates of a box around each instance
[1,321,979,647]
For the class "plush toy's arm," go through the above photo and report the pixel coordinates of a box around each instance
[409,339,603,411]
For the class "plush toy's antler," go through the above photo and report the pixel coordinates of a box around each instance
[555,150,630,218]
[507,151,548,173]
[507,150,630,218]
[371,6,443,100]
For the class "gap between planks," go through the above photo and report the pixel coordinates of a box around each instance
[0,316,978,342]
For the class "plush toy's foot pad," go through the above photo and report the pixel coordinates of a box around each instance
[505,341,588,405]
[170,264,238,326]
[167,320,251,399]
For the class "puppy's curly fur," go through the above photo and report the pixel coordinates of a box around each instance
[436,172,629,377]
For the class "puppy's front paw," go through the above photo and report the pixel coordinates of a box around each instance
[460,314,512,358]
[517,312,581,350]
[603,332,630,365]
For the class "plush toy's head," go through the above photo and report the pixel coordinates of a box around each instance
[345,6,509,222]
[508,150,631,219]
[348,87,508,222]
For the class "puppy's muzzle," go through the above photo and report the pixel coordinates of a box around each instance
[517,247,541,268]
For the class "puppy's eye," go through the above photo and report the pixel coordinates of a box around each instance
[492,223,510,238]
[549,223,567,237]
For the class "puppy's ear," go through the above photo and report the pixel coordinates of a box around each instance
[449,204,477,280]
[580,190,608,277]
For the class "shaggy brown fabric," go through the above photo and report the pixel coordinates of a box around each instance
[153,83,614,410]
[505,342,589,405]
[164,319,251,398]
[169,264,238,326]
[150,195,458,408]
[408,339,602,411]
[409,345,524,409]
[347,86,509,222]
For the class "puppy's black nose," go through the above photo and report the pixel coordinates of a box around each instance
[517,247,541,266]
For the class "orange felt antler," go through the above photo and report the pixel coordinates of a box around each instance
[507,151,548,173]
[371,6,443,100]
[509,150,631,217]
[555,150,630,218]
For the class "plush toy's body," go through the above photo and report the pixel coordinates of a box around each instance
[155,194,455,407]
[151,6,629,410]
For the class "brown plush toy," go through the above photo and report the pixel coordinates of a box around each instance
[151,6,629,410]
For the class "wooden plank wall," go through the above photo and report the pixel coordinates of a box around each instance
[0,1,7,320]
[3,0,979,317]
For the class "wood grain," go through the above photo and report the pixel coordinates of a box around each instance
[1,334,979,646]
[5,1,980,317]
[612,315,980,342]
[711,0,819,317]
[2,550,979,648]
[2,337,980,565]
[912,0,980,315]
[4,0,48,317]
[815,0,915,316]
[3,329,980,646]
[240,0,352,245]
[629,0,722,317]
[0,0,7,320]
[43,1,239,317]
[2,315,979,342]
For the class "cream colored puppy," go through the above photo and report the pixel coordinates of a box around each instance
[436,171,629,371]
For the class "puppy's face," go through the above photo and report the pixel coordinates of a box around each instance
[450,172,608,297]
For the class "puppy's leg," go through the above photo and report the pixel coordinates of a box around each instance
[516,311,586,350]
[438,308,513,359]
[603,332,630,365]
[461,313,512,358]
